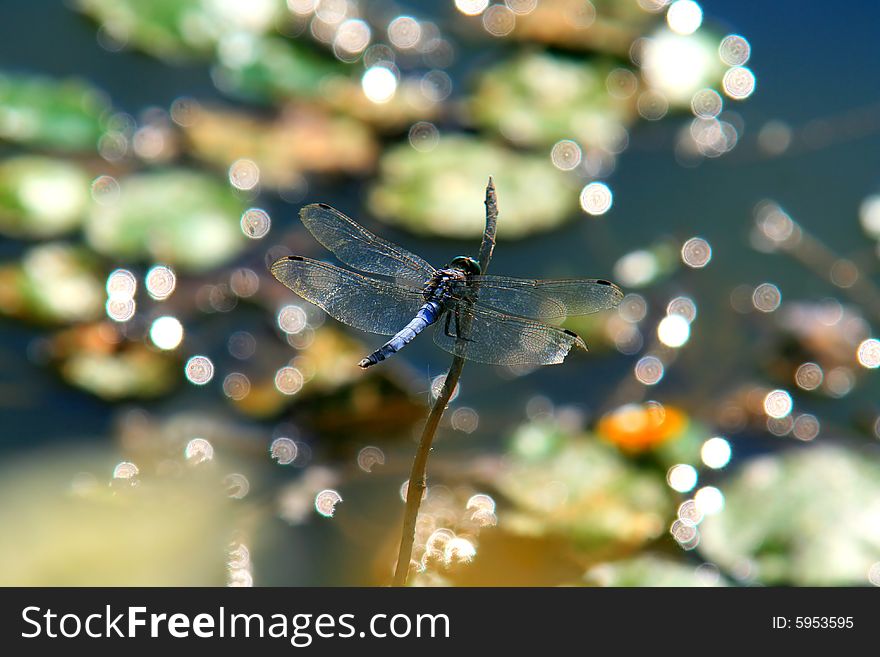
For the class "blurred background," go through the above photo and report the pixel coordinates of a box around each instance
[1,0,879,586]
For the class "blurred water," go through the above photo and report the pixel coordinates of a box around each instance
[1,0,879,451]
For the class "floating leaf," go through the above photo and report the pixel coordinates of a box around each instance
[76,0,282,60]
[469,53,636,149]
[699,447,880,585]
[321,77,442,131]
[0,157,91,238]
[509,0,653,55]
[214,36,347,102]
[584,554,728,587]
[0,73,110,151]
[180,103,377,186]
[0,243,103,324]
[496,421,670,550]
[774,301,869,376]
[368,135,578,239]
[231,325,368,419]
[49,323,178,400]
[84,169,246,271]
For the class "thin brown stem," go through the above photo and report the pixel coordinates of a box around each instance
[391,178,498,586]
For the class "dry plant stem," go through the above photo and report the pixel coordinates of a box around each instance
[391,178,498,586]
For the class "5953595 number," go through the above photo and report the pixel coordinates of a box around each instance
[795,617,853,629]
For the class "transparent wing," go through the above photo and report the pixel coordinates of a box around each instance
[434,303,587,366]
[467,275,624,321]
[299,203,435,287]
[271,255,424,335]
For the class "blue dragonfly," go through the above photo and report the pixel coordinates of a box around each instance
[271,204,623,369]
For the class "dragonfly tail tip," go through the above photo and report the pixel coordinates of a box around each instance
[358,358,373,369]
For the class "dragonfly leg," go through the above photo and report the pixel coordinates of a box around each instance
[443,312,455,339]
[453,308,474,342]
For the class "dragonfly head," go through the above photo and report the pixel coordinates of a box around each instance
[449,255,481,276]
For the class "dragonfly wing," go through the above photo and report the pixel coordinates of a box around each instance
[300,203,435,287]
[468,275,623,321]
[433,303,587,366]
[271,255,424,335]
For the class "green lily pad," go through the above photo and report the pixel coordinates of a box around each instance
[584,554,728,587]
[0,73,110,151]
[510,0,655,55]
[84,169,246,271]
[496,421,671,551]
[50,323,178,400]
[214,36,348,103]
[469,52,636,149]
[0,243,104,324]
[76,0,284,60]
[368,135,579,239]
[180,103,377,186]
[699,446,880,585]
[0,157,91,238]
[320,76,443,132]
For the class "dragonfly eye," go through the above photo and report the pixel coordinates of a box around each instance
[449,256,481,276]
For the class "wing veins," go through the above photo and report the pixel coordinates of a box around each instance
[456,275,623,320]
[299,203,435,285]
[270,255,424,336]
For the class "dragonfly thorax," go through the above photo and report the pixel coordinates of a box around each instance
[422,267,470,305]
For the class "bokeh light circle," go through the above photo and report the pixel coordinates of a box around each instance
[185,355,215,385]
[763,389,793,419]
[579,182,613,216]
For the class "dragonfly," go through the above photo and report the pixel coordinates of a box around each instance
[270,203,623,369]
